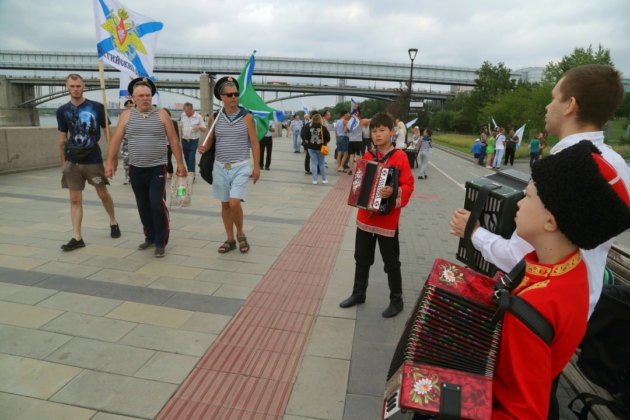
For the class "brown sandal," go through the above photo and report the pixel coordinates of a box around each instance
[237,235,250,253]
[218,240,236,253]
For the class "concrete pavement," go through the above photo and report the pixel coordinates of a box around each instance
[0,135,624,419]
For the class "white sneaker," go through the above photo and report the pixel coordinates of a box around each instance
[322,180,328,184]
[312,181,318,185]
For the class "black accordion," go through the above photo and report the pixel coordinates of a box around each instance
[456,169,530,276]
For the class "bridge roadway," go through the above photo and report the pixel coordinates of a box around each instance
[1,136,617,419]
[2,49,501,86]
[8,75,453,107]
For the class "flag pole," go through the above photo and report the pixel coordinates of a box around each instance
[201,106,223,148]
[98,60,111,145]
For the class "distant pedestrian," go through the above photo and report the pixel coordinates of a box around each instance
[485,129,497,168]
[335,111,350,172]
[471,138,482,160]
[259,121,275,170]
[302,113,330,184]
[504,127,519,166]
[478,127,488,165]
[289,115,303,153]
[493,127,506,169]
[417,129,432,179]
[394,118,406,149]
[529,132,543,167]
[57,73,121,251]
[121,99,134,184]
[105,77,187,258]
[179,102,206,178]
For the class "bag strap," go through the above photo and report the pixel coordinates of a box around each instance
[569,392,628,420]
[491,259,555,345]
[369,148,399,163]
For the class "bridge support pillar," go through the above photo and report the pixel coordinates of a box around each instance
[0,77,40,127]
[200,74,213,123]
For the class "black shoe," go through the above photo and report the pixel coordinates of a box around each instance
[339,294,366,308]
[61,238,85,251]
[154,247,165,258]
[138,241,154,250]
[110,224,121,238]
[265,167,270,170]
[382,301,404,318]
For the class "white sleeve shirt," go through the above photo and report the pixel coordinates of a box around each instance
[180,112,206,140]
[472,131,629,319]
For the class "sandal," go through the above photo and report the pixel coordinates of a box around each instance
[218,240,236,254]
[237,235,250,253]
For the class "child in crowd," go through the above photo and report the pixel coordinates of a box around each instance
[492,140,630,418]
[339,112,415,318]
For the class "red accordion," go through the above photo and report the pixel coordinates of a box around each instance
[347,159,399,214]
[383,259,501,419]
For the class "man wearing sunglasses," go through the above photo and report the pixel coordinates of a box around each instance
[198,76,260,254]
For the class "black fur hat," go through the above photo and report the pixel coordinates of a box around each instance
[128,77,156,96]
[531,140,630,250]
[214,76,240,100]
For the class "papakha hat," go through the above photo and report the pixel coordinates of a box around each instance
[214,76,240,100]
[128,77,156,96]
[531,140,630,250]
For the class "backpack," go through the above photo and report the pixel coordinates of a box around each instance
[569,284,630,419]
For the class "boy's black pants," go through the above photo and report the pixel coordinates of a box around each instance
[352,228,402,302]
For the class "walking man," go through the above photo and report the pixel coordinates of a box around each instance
[198,76,260,254]
[57,73,120,251]
[105,77,187,257]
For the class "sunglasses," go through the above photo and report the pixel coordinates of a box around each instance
[222,92,238,98]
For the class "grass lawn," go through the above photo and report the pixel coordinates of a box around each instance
[433,119,630,159]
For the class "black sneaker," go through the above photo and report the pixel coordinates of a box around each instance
[138,241,154,250]
[154,247,165,258]
[110,224,121,238]
[61,238,85,251]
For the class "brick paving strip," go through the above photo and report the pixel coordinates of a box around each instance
[158,175,354,419]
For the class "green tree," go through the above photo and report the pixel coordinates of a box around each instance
[474,61,516,100]
[543,44,613,84]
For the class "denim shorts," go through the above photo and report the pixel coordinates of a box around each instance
[212,161,251,202]
[337,136,349,152]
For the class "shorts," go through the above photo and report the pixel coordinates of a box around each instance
[212,160,251,202]
[348,141,363,155]
[61,161,109,191]
[337,136,349,153]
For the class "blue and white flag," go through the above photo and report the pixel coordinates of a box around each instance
[350,98,359,114]
[93,0,163,78]
[301,99,310,115]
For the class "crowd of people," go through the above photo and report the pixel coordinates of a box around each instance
[55,64,630,419]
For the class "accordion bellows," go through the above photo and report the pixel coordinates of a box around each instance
[383,259,501,419]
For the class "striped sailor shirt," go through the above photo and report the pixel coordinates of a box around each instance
[214,108,251,164]
[126,108,167,167]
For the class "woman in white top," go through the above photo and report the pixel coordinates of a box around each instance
[395,119,406,148]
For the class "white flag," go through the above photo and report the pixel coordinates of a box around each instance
[405,118,418,129]
[93,0,163,78]
[491,117,498,129]
[514,124,526,147]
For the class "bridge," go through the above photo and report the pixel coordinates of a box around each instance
[6,76,453,108]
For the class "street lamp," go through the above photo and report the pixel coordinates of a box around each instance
[407,48,418,141]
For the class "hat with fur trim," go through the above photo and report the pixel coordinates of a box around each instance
[531,140,630,250]
[214,76,240,100]
[128,77,156,96]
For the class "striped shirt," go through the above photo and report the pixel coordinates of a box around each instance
[126,108,167,167]
[214,108,250,164]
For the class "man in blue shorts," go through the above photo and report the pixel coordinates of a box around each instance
[198,76,260,254]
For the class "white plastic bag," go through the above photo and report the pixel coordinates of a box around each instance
[170,173,194,208]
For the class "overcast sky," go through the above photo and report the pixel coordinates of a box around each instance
[1,0,629,111]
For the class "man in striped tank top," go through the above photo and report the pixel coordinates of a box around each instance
[198,76,260,254]
[105,78,187,258]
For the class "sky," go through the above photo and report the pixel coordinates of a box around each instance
[1,0,629,111]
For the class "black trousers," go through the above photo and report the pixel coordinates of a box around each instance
[259,136,272,169]
[129,164,169,248]
[504,146,516,166]
[353,228,402,301]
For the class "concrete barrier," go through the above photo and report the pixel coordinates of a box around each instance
[0,127,112,174]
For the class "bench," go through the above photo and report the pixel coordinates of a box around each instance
[560,244,630,419]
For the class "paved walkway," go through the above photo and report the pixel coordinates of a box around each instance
[0,136,626,419]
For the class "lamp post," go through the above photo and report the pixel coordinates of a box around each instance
[407,48,418,141]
